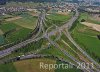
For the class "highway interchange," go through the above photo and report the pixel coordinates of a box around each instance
[0,8,100,72]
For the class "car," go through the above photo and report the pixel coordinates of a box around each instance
[16,56,20,61]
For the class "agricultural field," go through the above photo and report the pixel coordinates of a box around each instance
[55,61,82,72]
[79,13,100,24]
[0,12,37,45]
[13,58,56,72]
[46,13,73,27]
[81,22,100,32]
[0,37,82,72]
[0,58,82,72]
[71,12,100,63]
[0,63,17,72]
[1,0,100,72]
[10,12,37,29]
[0,58,56,72]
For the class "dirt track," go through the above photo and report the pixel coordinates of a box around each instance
[81,22,100,32]
[57,12,69,15]
[5,16,22,21]
[30,12,38,16]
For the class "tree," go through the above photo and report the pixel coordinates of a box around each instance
[81,19,86,22]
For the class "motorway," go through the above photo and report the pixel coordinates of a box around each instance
[44,10,96,72]
[64,10,100,69]
[3,53,78,70]
[43,9,100,72]
[0,8,100,72]
[31,10,46,38]
[45,34,93,72]
[0,10,47,59]
[0,11,46,58]
[51,9,100,71]
[62,10,100,72]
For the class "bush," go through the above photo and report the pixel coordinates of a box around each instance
[81,19,86,22]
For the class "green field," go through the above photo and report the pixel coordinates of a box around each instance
[56,34,80,61]
[0,8,93,72]
[71,13,100,62]
[0,23,32,44]
[55,61,82,72]
[46,13,72,27]
[10,13,37,29]
[0,63,17,72]
[0,12,37,45]
[0,58,55,72]
[39,41,76,64]
[6,28,32,42]
[79,13,100,24]
[0,23,17,33]
[0,14,13,20]
[0,58,82,72]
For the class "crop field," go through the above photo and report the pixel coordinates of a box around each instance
[0,58,82,72]
[79,13,100,24]
[28,11,38,16]
[8,13,37,30]
[5,16,22,21]
[81,22,100,32]
[71,13,100,62]
[0,63,17,72]
[47,13,70,21]
[1,1,100,72]
[0,23,17,33]
[0,22,32,44]
[0,12,37,45]
[14,58,56,72]
[5,28,32,42]
[0,58,56,72]
[46,13,73,27]
[55,61,82,72]
[0,14,13,20]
